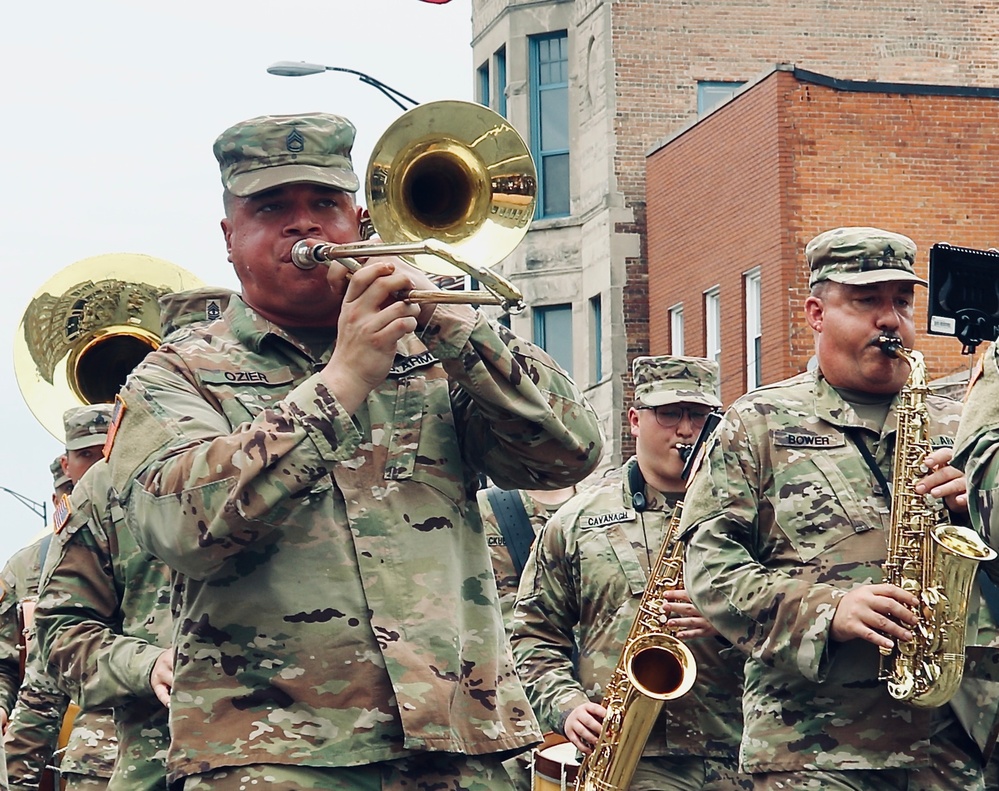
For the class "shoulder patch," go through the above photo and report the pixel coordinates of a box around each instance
[580,510,636,529]
[103,394,127,460]
[773,429,845,449]
[53,494,72,534]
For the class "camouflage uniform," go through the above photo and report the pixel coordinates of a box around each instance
[679,370,977,773]
[681,227,985,789]
[0,540,43,718]
[106,292,603,786]
[478,487,568,631]
[512,461,747,789]
[30,288,233,790]
[952,340,999,786]
[4,409,120,790]
[511,355,747,790]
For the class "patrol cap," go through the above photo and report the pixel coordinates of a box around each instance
[806,226,926,288]
[213,113,359,198]
[49,455,69,490]
[63,404,114,451]
[159,287,235,339]
[632,355,722,408]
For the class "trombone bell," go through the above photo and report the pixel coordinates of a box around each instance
[366,100,536,280]
[14,253,204,441]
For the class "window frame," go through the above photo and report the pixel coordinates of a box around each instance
[529,31,570,219]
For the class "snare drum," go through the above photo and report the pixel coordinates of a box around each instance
[531,733,580,791]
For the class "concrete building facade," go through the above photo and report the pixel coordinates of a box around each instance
[470,0,999,465]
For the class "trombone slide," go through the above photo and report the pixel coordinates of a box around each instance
[290,240,525,313]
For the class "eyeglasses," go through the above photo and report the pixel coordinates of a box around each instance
[637,405,715,429]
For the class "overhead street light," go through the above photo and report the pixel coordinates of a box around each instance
[0,486,47,525]
[266,61,419,111]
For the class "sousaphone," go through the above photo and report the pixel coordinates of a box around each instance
[14,253,204,440]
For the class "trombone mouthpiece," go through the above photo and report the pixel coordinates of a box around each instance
[291,240,323,270]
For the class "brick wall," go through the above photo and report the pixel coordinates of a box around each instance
[648,68,999,405]
[611,0,999,406]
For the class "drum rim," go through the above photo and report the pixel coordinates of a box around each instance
[533,736,580,782]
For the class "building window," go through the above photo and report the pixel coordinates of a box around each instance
[495,46,508,117]
[669,304,684,355]
[745,267,762,391]
[697,81,744,116]
[589,295,602,382]
[530,32,570,218]
[477,61,490,107]
[704,287,721,374]
[534,303,573,376]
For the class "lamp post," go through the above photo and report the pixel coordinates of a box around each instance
[0,486,46,525]
[266,61,419,111]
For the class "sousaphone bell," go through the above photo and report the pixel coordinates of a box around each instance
[292,100,536,314]
[14,253,204,440]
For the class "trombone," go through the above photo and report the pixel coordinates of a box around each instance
[291,100,535,315]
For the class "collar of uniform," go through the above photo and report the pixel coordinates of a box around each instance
[811,369,900,436]
[227,295,332,365]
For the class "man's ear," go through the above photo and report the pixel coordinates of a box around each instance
[221,218,234,262]
[805,295,824,332]
[627,406,641,439]
[60,455,69,476]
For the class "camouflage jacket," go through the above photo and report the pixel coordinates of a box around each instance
[510,458,744,758]
[0,540,44,716]
[679,369,966,772]
[107,296,602,781]
[34,459,172,790]
[4,539,117,787]
[951,341,999,762]
[477,487,560,632]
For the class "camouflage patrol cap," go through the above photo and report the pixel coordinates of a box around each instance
[632,355,722,408]
[63,404,114,451]
[213,113,359,198]
[806,226,926,288]
[159,287,235,339]
[49,455,69,490]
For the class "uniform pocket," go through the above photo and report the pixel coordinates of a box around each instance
[768,449,874,563]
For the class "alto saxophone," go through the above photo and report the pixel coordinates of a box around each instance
[574,470,698,791]
[878,337,996,708]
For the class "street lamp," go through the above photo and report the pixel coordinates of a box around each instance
[266,61,419,111]
[0,486,47,525]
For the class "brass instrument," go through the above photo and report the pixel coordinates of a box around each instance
[291,100,534,314]
[877,337,996,707]
[14,253,204,440]
[573,500,697,791]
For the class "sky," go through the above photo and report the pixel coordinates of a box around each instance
[0,0,472,563]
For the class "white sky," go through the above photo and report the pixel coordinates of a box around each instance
[0,0,472,562]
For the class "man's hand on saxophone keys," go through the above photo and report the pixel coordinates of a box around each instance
[830,584,920,650]
[914,447,968,513]
[662,589,720,639]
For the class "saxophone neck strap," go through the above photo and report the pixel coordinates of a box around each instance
[845,427,892,508]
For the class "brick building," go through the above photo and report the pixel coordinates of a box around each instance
[647,65,999,405]
[470,0,999,465]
